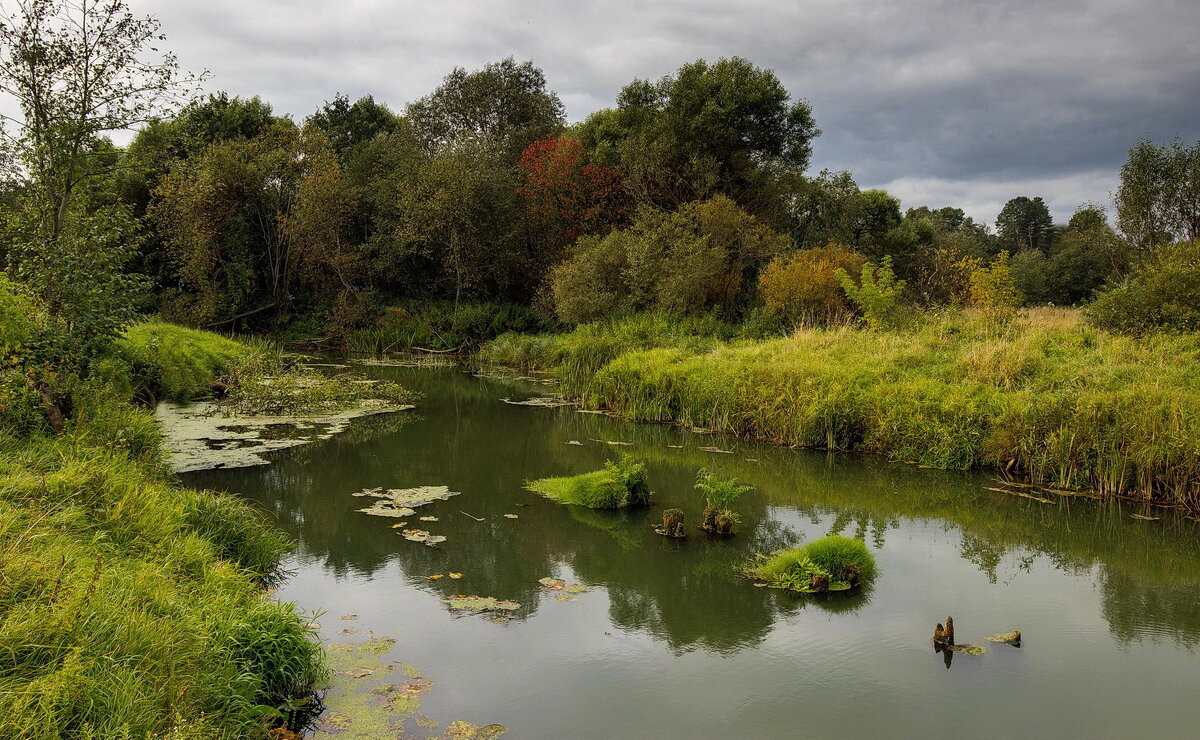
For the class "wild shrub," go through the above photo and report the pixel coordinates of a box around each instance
[1087,240,1200,334]
[836,256,907,330]
[969,251,1023,326]
[548,196,788,323]
[694,468,751,535]
[758,244,865,325]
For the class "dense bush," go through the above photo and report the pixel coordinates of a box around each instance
[1087,240,1200,334]
[969,251,1023,326]
[548,195,788,323]
[758,245,865,325]
[836,256,907,330]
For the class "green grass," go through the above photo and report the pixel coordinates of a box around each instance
[1,321,327,738]
[747,535,877,592]
[117,321,249,403]
[526,458,653,509]
[483,308,1200,508]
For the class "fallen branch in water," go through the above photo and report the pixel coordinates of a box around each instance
[459,511,485,522]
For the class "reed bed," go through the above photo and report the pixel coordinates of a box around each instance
[483,310,1200,508]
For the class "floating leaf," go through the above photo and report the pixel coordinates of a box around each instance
[356,485,461,509]
[358,503,418,518]
[503,513,519,519]
[667,444,684,449]
[1130,513,1160,521]
[401,529,447,547]
[339,627,361,635]
[555,594,576,602]
[338,668,374,679]
[449,572,464,579]
[565,440,584,446]
[538,577,565,591]
[428,574,444,580]
[699,446,733,454]
[565,584,588,594]
[389,522,409,528]
[419,516,439,522]
[339,614,358,620]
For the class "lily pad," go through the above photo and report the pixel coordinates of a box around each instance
[359,503,417,518]
[565,584,589,594]
[401,529,447,546]
[538,577,566,591]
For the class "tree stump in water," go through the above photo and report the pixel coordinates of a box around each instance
[933,615,955,645]
[700,505,735,536]
[809,573,829,592]
[654,508,687,538]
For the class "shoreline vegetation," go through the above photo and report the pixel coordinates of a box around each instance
[1,321,419,738]
[480,309,1200,510]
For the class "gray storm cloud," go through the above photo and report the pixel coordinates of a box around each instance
[130,0,1200,223]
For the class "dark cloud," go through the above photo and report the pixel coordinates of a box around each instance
[132,0,1200,224]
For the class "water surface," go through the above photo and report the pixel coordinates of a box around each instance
[184,366,1200,739]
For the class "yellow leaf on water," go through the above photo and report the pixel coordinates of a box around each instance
[428,574,444,580]
[449,572,464,579]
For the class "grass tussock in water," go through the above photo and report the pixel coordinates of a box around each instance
[526,457,653,509]
[747,536,877,593]
[483,308,1200,507]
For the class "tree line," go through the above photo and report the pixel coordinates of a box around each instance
[2,0,1198,365]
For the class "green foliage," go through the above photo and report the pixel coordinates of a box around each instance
[594,56,818,209]
[1115,137,1200,249]
[1087,240,1200,334]
[694,468,751,510]
[0,275,35,361]
[748,536,877,592]
[549,195,789,323]
[406,57,565,160]
[969,251,1023,326]
[758,244,866,325]
[347,300,553,353]
[836,256,907,330]
[995,196,1055,253]
[526,457,652,509]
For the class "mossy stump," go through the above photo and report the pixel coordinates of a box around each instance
[654,508,687,538]
[700,505,735,536]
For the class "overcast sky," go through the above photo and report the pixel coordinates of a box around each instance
[130,0,1200,225]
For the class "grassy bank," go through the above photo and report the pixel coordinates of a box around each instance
[1,324,326,738]
[482,309,1200,508]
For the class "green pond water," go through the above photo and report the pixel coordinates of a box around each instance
[183,365,1200,739]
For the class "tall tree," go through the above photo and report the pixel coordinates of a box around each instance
[406,58,564,161]
[308,93,400,166]
[0,0,200,358]
[995,196,1054,253]
[1115,137,1200,249]
[583,57,818,212]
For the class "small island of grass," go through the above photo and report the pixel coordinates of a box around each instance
[525,458,652,509]
[745,535,877,593]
